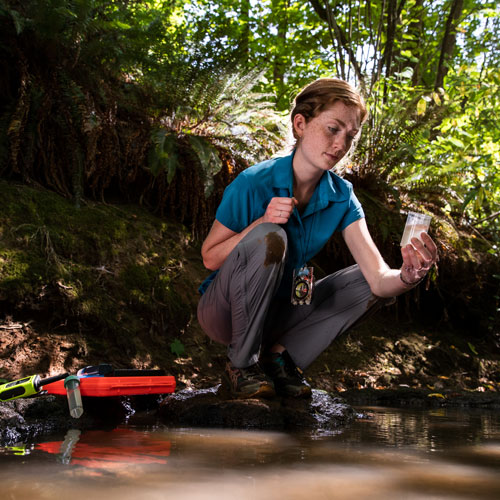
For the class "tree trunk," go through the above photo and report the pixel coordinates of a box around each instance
[382,0,398,78]
[238,0,251,58]
[272,0,289,97]
[435,0,464,90]
[408,0,425,86]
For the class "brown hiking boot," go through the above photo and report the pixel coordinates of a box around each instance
[261,351,312,398]
[222,360,275,399]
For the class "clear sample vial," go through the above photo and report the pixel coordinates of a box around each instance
[64,375,84,418]
[400,211,432,247]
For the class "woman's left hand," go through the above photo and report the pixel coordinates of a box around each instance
[400,232,438,286]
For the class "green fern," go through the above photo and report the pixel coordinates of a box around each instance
[147,65,284,199]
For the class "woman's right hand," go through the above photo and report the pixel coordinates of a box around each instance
[202,197,297,270]
[262,197,298,224]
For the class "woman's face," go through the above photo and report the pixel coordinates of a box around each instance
[293,100,361,172]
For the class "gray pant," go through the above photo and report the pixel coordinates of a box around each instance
[197,223,381,370]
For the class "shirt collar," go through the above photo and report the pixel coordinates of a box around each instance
[271,152,349,205]
[270,153,294,192]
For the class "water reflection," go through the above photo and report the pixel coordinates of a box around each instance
[343,407,500,454]
[35,428,171,469]
[0,406,499,499]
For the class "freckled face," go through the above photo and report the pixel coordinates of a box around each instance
[293,100,361,172]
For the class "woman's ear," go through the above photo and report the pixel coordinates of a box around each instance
[293,113,306,137]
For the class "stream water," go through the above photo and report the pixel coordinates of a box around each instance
[1,405,500,499]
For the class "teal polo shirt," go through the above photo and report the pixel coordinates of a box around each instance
[199,152,364,296]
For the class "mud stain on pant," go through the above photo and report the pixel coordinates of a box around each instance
[264,231,285,267]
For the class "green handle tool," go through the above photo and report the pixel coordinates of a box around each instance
[0,373,68,402]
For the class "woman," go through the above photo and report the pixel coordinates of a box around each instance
[197,78,438,399]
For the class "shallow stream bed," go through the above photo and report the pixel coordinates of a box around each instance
[1,406,499,499]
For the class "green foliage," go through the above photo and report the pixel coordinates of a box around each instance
[468,342,478,355]
[393,66,500,248]
[180,0,336,110]
[149,130,178,182]
[1,0,499,375]
[187,135,223,198]
[170,338,186,358]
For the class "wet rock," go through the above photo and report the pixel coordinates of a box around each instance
[0,396,75,446]
[0,395,136,446]
[158,385,355,431]
[0,387,360,445]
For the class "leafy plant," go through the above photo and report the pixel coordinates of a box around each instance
[170,338,186,358]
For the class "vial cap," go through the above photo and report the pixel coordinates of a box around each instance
[64,375,80,388]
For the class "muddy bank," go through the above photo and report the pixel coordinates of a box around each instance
[342,387,500,409]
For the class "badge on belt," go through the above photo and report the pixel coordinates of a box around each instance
[291,266,314,305]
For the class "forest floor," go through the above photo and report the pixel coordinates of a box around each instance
[1,179,500,402]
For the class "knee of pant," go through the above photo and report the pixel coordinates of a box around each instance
[243,223,288,266]
[260,223,287,265]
